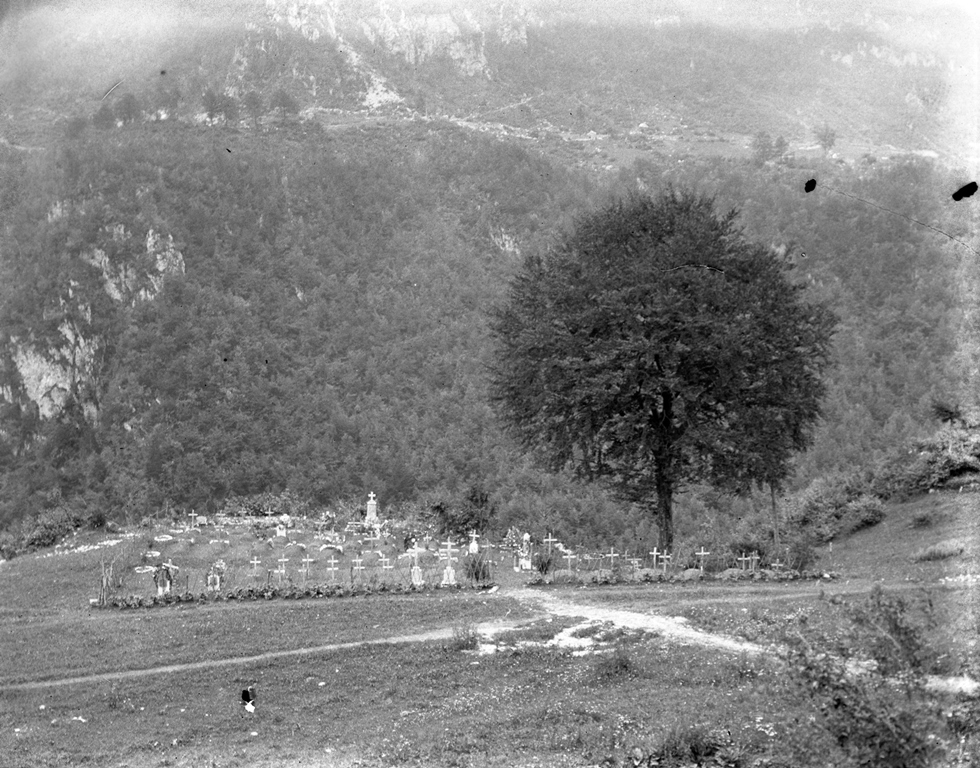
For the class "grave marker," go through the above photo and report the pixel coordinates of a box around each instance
[410,548,424,587]
[563,552,577,572]
[352,557,365,582]
[749,552,760,573]
[649,548,661,568]
[250,556,261,573]
[736,552,751,571]
[380,555,393,571]
[468,531,480,555]
[302,554,315,574]
[771,559,785,571]
[543,533,558,553]
[658,552,672,573]
[606,547,619,569]
[326,555,339,582]
[277,555,289,584]
[365,492,378,523]
[695,547,710,572]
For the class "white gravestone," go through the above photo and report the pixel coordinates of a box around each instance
[440,540,458,586]
[276,524,287,538]
[365,492,378,523]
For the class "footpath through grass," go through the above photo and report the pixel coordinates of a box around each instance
[0,618,809,768]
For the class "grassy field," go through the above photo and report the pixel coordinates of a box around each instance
[2,491,979,767]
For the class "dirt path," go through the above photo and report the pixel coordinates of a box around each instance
[3,618,528,692]
[6,587,768,691]
[507,587,764,655]
[7,584,976,694]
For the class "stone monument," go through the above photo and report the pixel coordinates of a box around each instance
[365,492,378,523]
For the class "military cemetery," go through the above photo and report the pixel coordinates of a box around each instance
[2,0,979,766]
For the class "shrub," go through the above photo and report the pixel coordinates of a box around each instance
[912,539,966,562]
[652,724,736,765]
[449,623,479,651]
[23,505,84,550]
[595,645,634,680]
[0,529,18,560]
[534,549,556,576]
[785,472,876,543]
[783,586,960,767]
[92,102,116,129]
[910,512,933,528]
[844,494,885,532]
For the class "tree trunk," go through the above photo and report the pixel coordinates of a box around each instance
[655,466,674,552]
[770,483,781,553]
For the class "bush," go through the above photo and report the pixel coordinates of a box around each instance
[786,472,877,543]
[783,586,961,767]
[653,724,736,766]
[533,549,556,576]
[595,645,634,680]
[910,512,933,528]
[911,539,966,562]
[23,505,84,550]
[844,494,885,532]
[449,623,479,651]
[0,529,18,560]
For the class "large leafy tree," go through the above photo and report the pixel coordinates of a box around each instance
[490,190,836,551]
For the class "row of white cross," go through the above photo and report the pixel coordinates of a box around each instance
[247,535,784,577]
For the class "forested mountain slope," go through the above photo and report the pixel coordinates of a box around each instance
[0,0,976,549]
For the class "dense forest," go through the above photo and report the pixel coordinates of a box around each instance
[1,113,975,550]
[0,0,976,556]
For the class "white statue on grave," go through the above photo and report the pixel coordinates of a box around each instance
[365,492,378,523]
[519,532,532,571]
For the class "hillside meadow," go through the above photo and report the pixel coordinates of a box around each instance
[2,491,979,767]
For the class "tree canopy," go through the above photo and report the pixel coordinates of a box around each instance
[490,190,837,550]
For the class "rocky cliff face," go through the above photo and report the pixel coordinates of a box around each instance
[4,211,184,424]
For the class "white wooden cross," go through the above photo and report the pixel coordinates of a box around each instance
[326,555,339,581]
[543,533,558,553]
[441,539,457,563]
[352,557,365,578]
[658,552,672,572]
[469,531,480,545]
[367,491,376,503]
[277,556,290,572]
[250,556,261,572]
[649,548,661,568]
[381,555,393,571]
[695,547,710,572]
[302,555,315,574]
[736,552,751,570]
[749,551,760,572]
[563,551,577,571]
[772,559,785,571]
[606,547,619,568]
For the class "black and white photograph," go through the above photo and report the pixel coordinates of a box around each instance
[0,0,978,765]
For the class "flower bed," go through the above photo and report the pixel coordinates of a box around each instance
[91,580,494,609]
